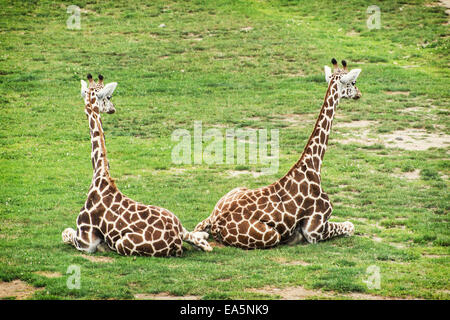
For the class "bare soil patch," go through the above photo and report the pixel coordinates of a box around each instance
[34,271,62,278]
[422,254,447,258]
[80,254,114,263]
[248,286,409,300]
[439,0,450,17]
[384,91,410,96]
[339,129,449,151]
[335,120,377,129]
[382,129,449,151]
[346,29,360,36]
[134,292,201,300]
[389,242,408,249]
[372,236,383,243]
[240,26,253,32]
[0,280,40,300]
[391,169,421,180]
[286,70,305,77]
[275,113,316,127]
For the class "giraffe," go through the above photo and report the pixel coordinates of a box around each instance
[62,75,212,257]
[194,59,362,249]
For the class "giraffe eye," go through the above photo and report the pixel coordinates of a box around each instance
[107,96,111,100]
[351,82,356,86]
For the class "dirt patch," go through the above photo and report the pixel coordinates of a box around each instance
[216,277,232,282]
[240,26,253,32]
[248,286,407,300]
[134,292,201,300]
[248,286,327,299]
[382,129,449,151]
[183,33,203,41]
[335,120,377,129]
[346,29,360,36]
[275,113,315,127]
[389,242,408,249]
[271,256,310,266]
[0,280,41,300]
[34,271,62,278]
[391,169,421,180]
[439,0,450,17]
[384,91,410,96]
[400,106,428,114]
[422,254,447,258]
[339,129,449,151]
[80,254,114,263]
[286,70,306,77]
[337,129,376,146]
[372,236,383,243]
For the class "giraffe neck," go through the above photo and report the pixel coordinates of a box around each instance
[86,91,114,189]
[277,78,340,193]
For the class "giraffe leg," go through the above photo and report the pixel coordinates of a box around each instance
[193,217,211,234]
[283,226,307,246]
[181,228,213,252]
[62,226,102,253]
[301,214,354,244]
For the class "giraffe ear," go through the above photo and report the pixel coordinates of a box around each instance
[80,80,88,98]
[97,82,117,100]
[340,69,361,84]
[324,66,332,84]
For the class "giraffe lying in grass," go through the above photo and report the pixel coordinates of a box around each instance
[194,59,362,249]
[62,75,211,256]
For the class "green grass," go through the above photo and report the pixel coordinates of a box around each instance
[0,0,449,300]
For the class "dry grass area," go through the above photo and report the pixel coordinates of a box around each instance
[0,280,41,300]
[80,254,115,263]
[247,285,416,300]
[391,169,421,180]
[34,271,62,278]
[338,128,449,151]
[134,292,201,300]
[382,129,449,151]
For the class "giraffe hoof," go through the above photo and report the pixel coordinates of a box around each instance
[62,228,75,244]
[97,242,112,252]
[344,222,355,236]
[202,242,213,252]
[195,231,210,240]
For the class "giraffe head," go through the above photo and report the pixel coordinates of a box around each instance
[324,58,361,100]
[80,74,117,114]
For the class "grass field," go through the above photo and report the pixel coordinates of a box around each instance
[0,0,449,300]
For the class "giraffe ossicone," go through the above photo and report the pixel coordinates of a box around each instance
[194,59,362,249]
[62,74,212,257]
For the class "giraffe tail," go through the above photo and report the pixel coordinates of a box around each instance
[181,227,212,252]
